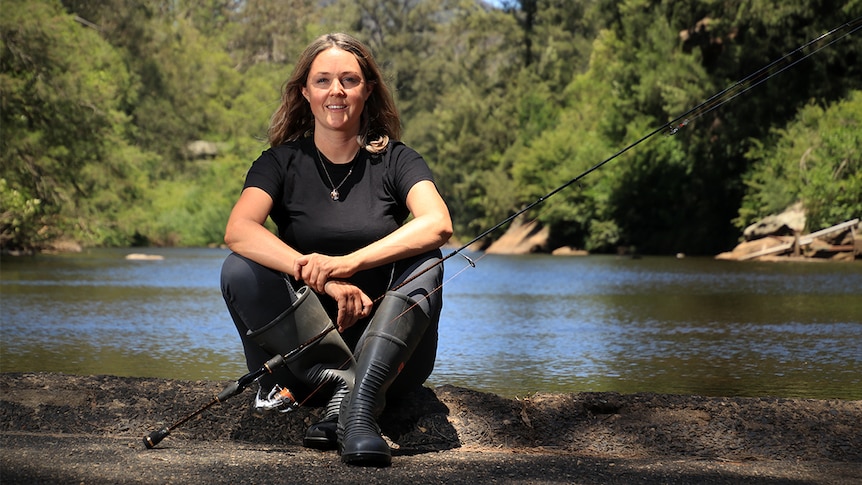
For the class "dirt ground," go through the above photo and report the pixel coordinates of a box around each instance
[1,372,860,484]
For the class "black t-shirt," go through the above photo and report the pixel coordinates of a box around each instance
[243,136,435,298]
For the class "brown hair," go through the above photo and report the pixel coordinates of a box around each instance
[267,33,401,152]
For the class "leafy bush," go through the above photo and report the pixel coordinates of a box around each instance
[0,178,44,251]
[738,91,862,232]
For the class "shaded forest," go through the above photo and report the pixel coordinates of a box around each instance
[2,0,860,255]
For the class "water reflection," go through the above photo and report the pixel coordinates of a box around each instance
[1,248,245,380]
[431,253,862,399]
[2,249,861,399]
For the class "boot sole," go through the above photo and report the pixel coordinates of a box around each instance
[340,451,392,467]
[303,437,338,450]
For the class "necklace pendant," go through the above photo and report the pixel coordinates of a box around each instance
[330,189,339,201]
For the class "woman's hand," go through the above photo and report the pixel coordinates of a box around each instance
[293,253,356,293]
[323,280,373,331]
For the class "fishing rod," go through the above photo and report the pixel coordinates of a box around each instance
[391,15,862,292]
[143,324,336,448]
[264,8,860,409]
[143,17,859,448]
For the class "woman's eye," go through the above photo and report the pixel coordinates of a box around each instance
[310,76,362,89]
[342,77,361,88]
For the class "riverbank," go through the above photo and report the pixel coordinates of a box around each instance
[1,372,860,484]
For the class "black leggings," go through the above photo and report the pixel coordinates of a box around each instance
[220,249,443,404]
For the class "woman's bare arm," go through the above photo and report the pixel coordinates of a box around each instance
[224,187,302,277]
[294,180,453,292]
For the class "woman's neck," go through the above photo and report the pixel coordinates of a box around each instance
[313,131,361,164]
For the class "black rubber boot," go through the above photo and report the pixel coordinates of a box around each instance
[338,290,431,466]
[302,385,345,450]
[247,286,355,450]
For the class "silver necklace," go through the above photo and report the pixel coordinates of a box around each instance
[315,147,354,201]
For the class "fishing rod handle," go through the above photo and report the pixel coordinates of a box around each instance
[143,427,170,449]
[217,353,287,402]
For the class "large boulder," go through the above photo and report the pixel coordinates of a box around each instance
[485,216,550,255]
[743,202,806,241]
[719,202,859,262]
[715,236,793,261]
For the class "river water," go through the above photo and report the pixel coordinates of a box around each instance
[1,248,860,399]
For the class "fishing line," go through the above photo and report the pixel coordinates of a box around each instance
[668,16,862,134]
[143,17,859,448]
[290,249,485,399]
[391,15,862,292]
[143,246,481,447]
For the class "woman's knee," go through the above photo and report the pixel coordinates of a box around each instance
[221,252,293,326]
[221,252,251,295]
[392,249,444,317]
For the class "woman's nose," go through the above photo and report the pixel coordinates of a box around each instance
[329,79,346,95]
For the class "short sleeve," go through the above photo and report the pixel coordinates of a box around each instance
[386,142,435,203]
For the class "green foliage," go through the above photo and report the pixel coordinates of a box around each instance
[0,178,44,250]
[2,0,860,254]
[738,91,862,232]
[570,9,716,253]
[542,0,862,254]
[1,0,137,246]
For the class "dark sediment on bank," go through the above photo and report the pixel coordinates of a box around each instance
[2,372,860,484]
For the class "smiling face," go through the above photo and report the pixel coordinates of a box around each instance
[301,47,372,137]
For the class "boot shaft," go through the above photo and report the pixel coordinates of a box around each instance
[339,291,431,466]
[247,285,355,389]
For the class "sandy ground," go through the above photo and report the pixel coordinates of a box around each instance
[2,372,860,484]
